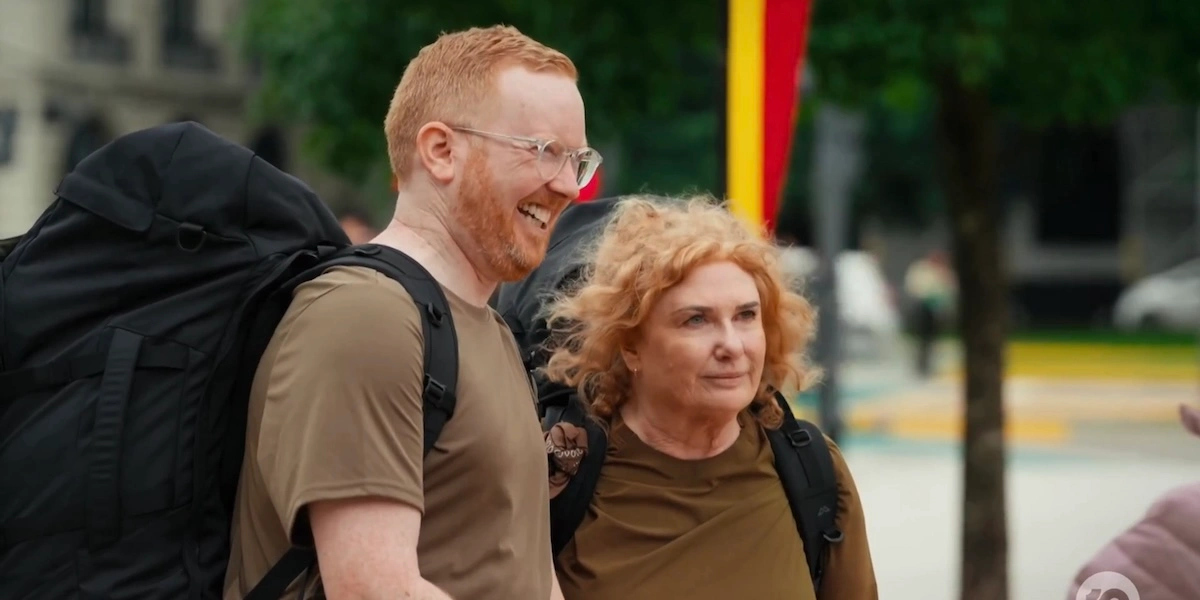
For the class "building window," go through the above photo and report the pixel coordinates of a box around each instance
[69,0,130,64]
[0,109,17,166]
[161,0,218,70]
[163,0,197,45]
[71,0,107,36]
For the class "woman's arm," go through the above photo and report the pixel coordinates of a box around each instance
[817,436,879,599]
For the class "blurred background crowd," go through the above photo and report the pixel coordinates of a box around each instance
[0,1,1197,599]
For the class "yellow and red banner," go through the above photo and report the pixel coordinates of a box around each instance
[726,0,814,235]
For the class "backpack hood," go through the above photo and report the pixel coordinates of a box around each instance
[55,121,345,255]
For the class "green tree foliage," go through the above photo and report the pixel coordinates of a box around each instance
[237,0,723,194]
[240,6,1200,598]
[806,2,1200,599]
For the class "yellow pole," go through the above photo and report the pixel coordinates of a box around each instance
[725,0,765,233]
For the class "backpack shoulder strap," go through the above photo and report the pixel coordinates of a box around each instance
[244,244,459,600]
[765,392,844,594]
[328,244,459,456]
[543,393,608,558]
[244,546,318,600]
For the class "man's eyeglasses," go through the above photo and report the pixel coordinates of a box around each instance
[451,127,603,188]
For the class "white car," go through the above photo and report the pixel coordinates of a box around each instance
[1113,257,1200,332]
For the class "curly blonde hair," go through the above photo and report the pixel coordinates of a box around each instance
[540,195,821,429]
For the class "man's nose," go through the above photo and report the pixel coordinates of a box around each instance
[547,162,580,201]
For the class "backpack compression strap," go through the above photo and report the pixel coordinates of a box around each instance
[766,392,844,594]
[245,244,459,600]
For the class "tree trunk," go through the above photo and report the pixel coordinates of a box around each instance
[933,72,1010,600]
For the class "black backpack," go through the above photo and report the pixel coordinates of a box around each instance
[0,122,459,600]
[494,197,846,592]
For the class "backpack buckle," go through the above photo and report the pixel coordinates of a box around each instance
[786,427,812,448]
[425,303,445,327]
[423,375,448,409]
[822,528,845,543]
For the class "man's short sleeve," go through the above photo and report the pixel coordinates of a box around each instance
[254,269,427,545]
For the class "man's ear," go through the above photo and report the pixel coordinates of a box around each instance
[415,122,456,184]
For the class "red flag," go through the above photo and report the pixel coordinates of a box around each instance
[577,165,603,202]
[726,0,814,234]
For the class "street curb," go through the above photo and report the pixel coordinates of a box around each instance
[968,341,1197,381]
[793,403,1183,445]
[791,361,1193,444]
[844,413,1071,444]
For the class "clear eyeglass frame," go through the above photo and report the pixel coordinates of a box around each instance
[451,126,603,188]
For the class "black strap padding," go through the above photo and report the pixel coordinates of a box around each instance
[766,392,843,594]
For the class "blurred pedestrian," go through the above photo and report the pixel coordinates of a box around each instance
[336,205,379,244]
[904,249,956,378]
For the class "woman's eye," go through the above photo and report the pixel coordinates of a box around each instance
[739,310,759,320]
[685,314,705,326]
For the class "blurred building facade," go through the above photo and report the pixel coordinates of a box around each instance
[0,0,314,238]
[862,105,1199,328]
[1118,103,1199,277]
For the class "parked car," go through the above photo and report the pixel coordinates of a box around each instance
[1113,257,1200,332]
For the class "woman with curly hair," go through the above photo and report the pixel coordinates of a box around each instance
[540,195,878,599]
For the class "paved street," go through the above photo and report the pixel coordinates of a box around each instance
[807,339,1198,599]
[841,432,1197,600]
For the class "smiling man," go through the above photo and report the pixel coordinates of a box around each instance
[224,25,596,600]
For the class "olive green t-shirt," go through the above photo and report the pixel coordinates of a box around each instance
[556,413,877,600]
[223,265,552,599]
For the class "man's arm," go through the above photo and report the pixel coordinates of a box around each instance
[310,498,452,600]
[254,272,443,599]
